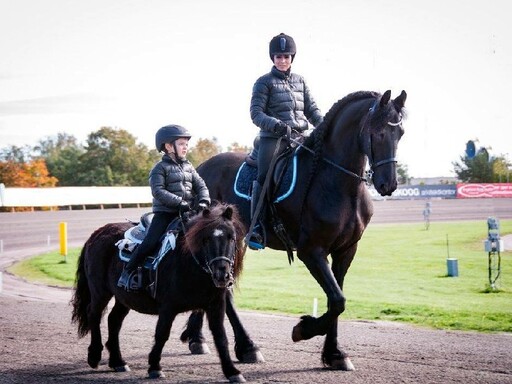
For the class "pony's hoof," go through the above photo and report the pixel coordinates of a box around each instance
[239,350,265,363]
[189,342,211,355]
[113,364,131,372]
[228,373,246,383]
[329,357,355,371]
[291,324,302,342]
[148,369,165,379]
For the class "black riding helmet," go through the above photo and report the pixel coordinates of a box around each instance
[269,33,296,62]
[155,124,192,152]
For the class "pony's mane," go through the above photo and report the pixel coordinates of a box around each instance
[182,203,246,279]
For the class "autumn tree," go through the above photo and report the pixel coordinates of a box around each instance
[227,142,252,154]
[0,157,57,187]
[188,137,221,167]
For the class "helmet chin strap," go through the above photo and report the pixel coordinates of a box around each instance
[172,142,186,162]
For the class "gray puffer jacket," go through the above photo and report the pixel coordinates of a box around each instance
[149,154,210,214]
[250,66,323,138]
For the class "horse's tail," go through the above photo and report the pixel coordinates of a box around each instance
[71,244,91,338]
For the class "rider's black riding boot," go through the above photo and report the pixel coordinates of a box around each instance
[117,250,144,290]
[246,181,266,250]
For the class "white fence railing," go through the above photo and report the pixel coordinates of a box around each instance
[0,183,151,208]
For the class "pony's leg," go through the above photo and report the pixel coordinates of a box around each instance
[225,289,264,363]
[148,307,177,378]
[105,300,131,372]
[180,310,211,354]
[206,301,245,383]
[87,296,111,369]
[292,242,346,342]
[321,246,357,371]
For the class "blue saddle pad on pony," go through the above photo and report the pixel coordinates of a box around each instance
[234,147,299,203]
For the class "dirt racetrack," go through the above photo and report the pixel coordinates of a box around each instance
[1,199,511,383]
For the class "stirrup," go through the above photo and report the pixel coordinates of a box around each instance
[245,227,265,250]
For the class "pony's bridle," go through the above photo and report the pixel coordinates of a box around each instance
[180,212,235,280]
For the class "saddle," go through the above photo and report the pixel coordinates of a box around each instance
[115,213,182,296]
[234,146,299,203]
[235,142,302,263]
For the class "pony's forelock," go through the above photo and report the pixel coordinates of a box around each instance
[182,204,245,279]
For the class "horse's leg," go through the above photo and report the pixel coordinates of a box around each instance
[180,310,211,354]
[206,299,245,383]
[292,242,345,342]
[105,300,131,372]
[225,289,265,363]
[148,307,176,378]
[87,296,111,369]
[321,246,357,371]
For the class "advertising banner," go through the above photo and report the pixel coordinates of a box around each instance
[368,184,457,200]
[456,183,512,199]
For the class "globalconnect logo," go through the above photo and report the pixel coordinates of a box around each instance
[367,185,457,200]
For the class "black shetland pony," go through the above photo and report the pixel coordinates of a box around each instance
[184,90,407,370]
[71,204,247,383]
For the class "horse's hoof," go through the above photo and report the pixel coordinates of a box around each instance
[291,324,302,342]
[328,357,355,371]
[189,341,211,355]
[240,350,265,363]
[113,364,131,372]
[87,357,100,369]
[228,373,246,383]
[148,370,165,379]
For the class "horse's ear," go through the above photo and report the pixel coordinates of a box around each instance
[222,206,233,221]
[379,90,391,107]
[393,90,407,110]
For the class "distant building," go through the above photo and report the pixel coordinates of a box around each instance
[408,176,458,185]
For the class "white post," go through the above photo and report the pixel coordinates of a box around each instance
[0,239,3,254]
[312,297,318,317]
[47,235,51,247]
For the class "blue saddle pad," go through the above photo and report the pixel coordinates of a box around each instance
[234,148,299,203]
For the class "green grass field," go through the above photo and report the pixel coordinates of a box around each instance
[9,220,512,333]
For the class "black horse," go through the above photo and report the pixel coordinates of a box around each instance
[71,204,247,382]
[183,90,407,370]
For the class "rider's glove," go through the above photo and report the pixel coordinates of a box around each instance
[198,200,209,211]
[273,122,291,140]
[179,200,191,213]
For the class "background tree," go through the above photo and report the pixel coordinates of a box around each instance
[0,145,58,187]
[188,137,221,167]
[76,127,159,186]
[453,146,511,182]
[227,142,252,154]
[35,133,85,186]
[0,158,57,187]
[396,162,410,185]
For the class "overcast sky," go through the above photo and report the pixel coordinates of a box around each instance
[1,0,510,178]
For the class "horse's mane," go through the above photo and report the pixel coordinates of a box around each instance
[304,90,380,150]
[297,91,380,217]
[181,203,246,279]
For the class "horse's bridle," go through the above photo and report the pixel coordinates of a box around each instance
[290,101,402,184]
[360,104,402,179]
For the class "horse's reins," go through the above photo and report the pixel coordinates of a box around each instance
[290,109,403,184]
